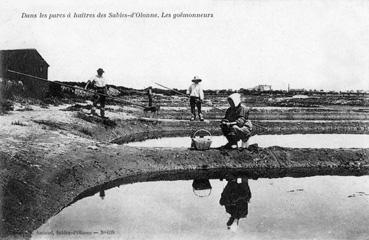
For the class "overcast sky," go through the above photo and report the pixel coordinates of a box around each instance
[1,0,369,91]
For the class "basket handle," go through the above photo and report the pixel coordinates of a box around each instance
[193,188,212,197]
[192,129,212,138]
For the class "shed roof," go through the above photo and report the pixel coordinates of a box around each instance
[0,48,49,66]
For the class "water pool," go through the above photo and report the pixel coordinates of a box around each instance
[127,134,369,149]
[33,175,369,240]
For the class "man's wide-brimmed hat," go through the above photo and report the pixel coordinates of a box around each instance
[97,68,104,73]
[192,76,202,82]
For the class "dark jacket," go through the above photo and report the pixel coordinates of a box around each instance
[224,104,250,128]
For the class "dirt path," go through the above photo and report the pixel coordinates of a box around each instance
[1,104,369,239]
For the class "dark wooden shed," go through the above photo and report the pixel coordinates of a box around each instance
[0,49,49,98]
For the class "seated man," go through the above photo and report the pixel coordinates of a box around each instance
[220,93,252,149]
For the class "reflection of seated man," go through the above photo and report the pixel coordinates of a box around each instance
[219,177,251,231]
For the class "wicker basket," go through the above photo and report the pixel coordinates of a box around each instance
[191,129,212,150]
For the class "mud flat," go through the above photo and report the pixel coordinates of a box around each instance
[1,104,369,239]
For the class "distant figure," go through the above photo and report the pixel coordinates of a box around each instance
[144,86,160,118]
[219,177,252,232]
[143,105,160,118]
[147,86,153,107]
[186,76,204,121]
[85,68,107,118]
[220,93,252,149]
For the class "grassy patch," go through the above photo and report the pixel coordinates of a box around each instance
[33,120,62,130]
[78,127,93,136]
[16,105,34,111]
[75,111,117,127]
[11,121,28,126]
[62,104,91,112]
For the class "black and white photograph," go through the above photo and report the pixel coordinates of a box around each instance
[1,0,369,239]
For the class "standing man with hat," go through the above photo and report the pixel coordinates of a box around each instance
[186,76,204,121]
[85,68,108,118]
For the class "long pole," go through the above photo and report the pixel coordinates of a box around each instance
[154,82,188,97]
[154,81,222,112]
[7,69,147,108]
[154,81,268,130]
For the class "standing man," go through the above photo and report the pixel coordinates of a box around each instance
[85,68,107,118]
[186,76,204,121]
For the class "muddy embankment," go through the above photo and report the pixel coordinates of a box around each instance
[1,106,369,239]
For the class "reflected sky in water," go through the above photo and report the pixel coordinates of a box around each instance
[34,176,369,240]
[126,134,369,149]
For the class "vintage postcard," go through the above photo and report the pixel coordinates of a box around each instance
[1,0,369,239]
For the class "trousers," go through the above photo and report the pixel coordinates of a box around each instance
[190,96,202,116]
[221,124,252,143]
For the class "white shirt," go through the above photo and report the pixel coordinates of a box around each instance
[187,83,204,100]
[89,75,106,87]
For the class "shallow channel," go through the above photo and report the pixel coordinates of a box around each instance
[33,175,369,240]
[127,134,369,148]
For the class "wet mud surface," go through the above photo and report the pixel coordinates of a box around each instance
[1,105,369,239]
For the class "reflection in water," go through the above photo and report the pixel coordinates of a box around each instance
[99,189,105,200]
[192,179,212,198]
[220,177,251,231]
[33,175,369,240]
[192,176,252,231]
